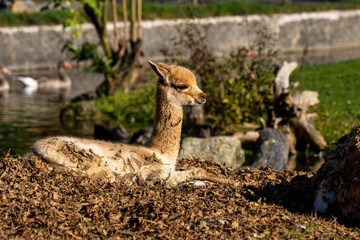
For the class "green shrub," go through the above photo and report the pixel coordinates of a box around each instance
[96,85,156,127]
[170,23,276,134]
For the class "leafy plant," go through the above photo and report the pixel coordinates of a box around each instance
[95,85,156,126]
[169,22,276,134]
[62,40,116,75]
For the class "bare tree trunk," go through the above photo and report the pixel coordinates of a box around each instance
[137,0,142,39]
[84,1,112,58]
[96,0,143,95]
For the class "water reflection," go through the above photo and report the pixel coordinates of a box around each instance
[0,70,103,156]
[0,91,9,115]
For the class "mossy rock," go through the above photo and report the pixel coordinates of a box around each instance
[60,100,102,131]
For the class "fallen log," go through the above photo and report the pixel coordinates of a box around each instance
[233,131,260,143]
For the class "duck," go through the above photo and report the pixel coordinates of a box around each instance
[16,60,72,90]
[0,66,11,91]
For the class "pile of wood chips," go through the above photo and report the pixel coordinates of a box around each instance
[0,155,359,239]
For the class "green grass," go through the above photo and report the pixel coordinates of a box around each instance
[142,1,360,20]
[0,9,70,26]
[291,58,360,144]
[1,1,360,26]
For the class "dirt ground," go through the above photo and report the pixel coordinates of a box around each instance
[0,154,359,239]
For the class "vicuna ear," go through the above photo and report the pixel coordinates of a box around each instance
[148,61,170,86]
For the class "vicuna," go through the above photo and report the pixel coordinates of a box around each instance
[26,61,233,186]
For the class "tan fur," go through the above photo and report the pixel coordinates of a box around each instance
[26,61,233,186]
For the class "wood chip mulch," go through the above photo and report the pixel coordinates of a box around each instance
[0,155,359,239]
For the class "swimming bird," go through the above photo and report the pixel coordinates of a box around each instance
[0,66,11,91]
[16,60,72,90]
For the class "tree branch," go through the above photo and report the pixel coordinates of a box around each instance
[84,1,113,59]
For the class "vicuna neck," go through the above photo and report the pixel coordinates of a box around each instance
[147,83,183,165]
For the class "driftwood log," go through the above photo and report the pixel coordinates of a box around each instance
[270,61,327,153]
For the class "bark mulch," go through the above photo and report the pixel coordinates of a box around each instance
[0,155,359,239]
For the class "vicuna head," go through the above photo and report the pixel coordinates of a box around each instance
[148,61,206,107]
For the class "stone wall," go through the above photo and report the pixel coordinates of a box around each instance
[1,9,360,71]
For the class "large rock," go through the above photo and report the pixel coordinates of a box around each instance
[179,136,245,169]
[252,128,290,171]
[313,124,360,224]
[60,100,102,134]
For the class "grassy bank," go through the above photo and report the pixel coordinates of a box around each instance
[1,1,360,26]
[291,58,360,144]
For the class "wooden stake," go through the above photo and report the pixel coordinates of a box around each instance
[122,0,129,43]
[131,0,137,42]
[137,0,142,40]
[112,0,119,53]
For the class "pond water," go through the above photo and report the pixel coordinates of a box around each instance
[0,70,103,156]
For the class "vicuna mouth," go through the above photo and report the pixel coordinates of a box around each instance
[195,99,206,104]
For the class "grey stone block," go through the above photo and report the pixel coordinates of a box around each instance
[2,10,360,70]
[252,128,289,171]
[179,136,245,169]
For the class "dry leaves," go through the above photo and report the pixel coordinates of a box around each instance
[0,155,358,239]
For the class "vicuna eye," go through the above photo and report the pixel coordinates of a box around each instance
[176,85,189,90]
